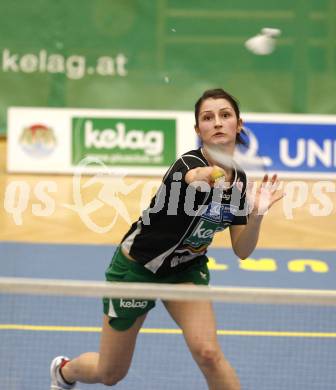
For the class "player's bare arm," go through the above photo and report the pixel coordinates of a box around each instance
[229,175,285,259]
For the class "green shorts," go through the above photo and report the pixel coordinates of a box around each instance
[103,247,210,331]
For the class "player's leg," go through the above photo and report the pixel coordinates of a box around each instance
[98,313,147,385]
[163,299,240,390]
[55,313,146,387]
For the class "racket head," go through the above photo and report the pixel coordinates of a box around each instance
[203,127,270,180]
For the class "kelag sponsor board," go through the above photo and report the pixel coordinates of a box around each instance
[1,1,336,138]
[7,107,194,175]
[72,117,176,167]
[7,108,336,178]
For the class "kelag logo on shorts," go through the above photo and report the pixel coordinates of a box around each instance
[71,117,176,166]
[119,299,148,309]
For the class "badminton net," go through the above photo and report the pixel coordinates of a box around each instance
[1,277,336,390]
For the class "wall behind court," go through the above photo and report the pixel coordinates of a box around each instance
[0,0,335,136]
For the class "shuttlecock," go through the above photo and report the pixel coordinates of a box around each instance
[245,27,281,55]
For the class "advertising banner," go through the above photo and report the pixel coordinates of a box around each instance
[7,108,336,178]
[242,113,336,179]
[7,107,195,175]
[1,1,336,136]
[71,117,176,167]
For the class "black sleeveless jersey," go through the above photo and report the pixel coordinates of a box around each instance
[121,148,248,276]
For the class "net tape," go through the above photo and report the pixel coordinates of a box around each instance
[1,277,336,306]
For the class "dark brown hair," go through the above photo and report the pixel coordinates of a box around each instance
[194,88,247,146]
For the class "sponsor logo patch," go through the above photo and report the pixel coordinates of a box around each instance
[119,299,148,309]
[71,117,176,166]
[19,123,57,157]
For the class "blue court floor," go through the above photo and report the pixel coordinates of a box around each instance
[1,242,336,390]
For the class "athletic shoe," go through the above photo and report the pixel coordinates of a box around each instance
[50,356,76,389]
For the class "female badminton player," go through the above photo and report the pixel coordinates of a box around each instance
[50,88,284,390]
